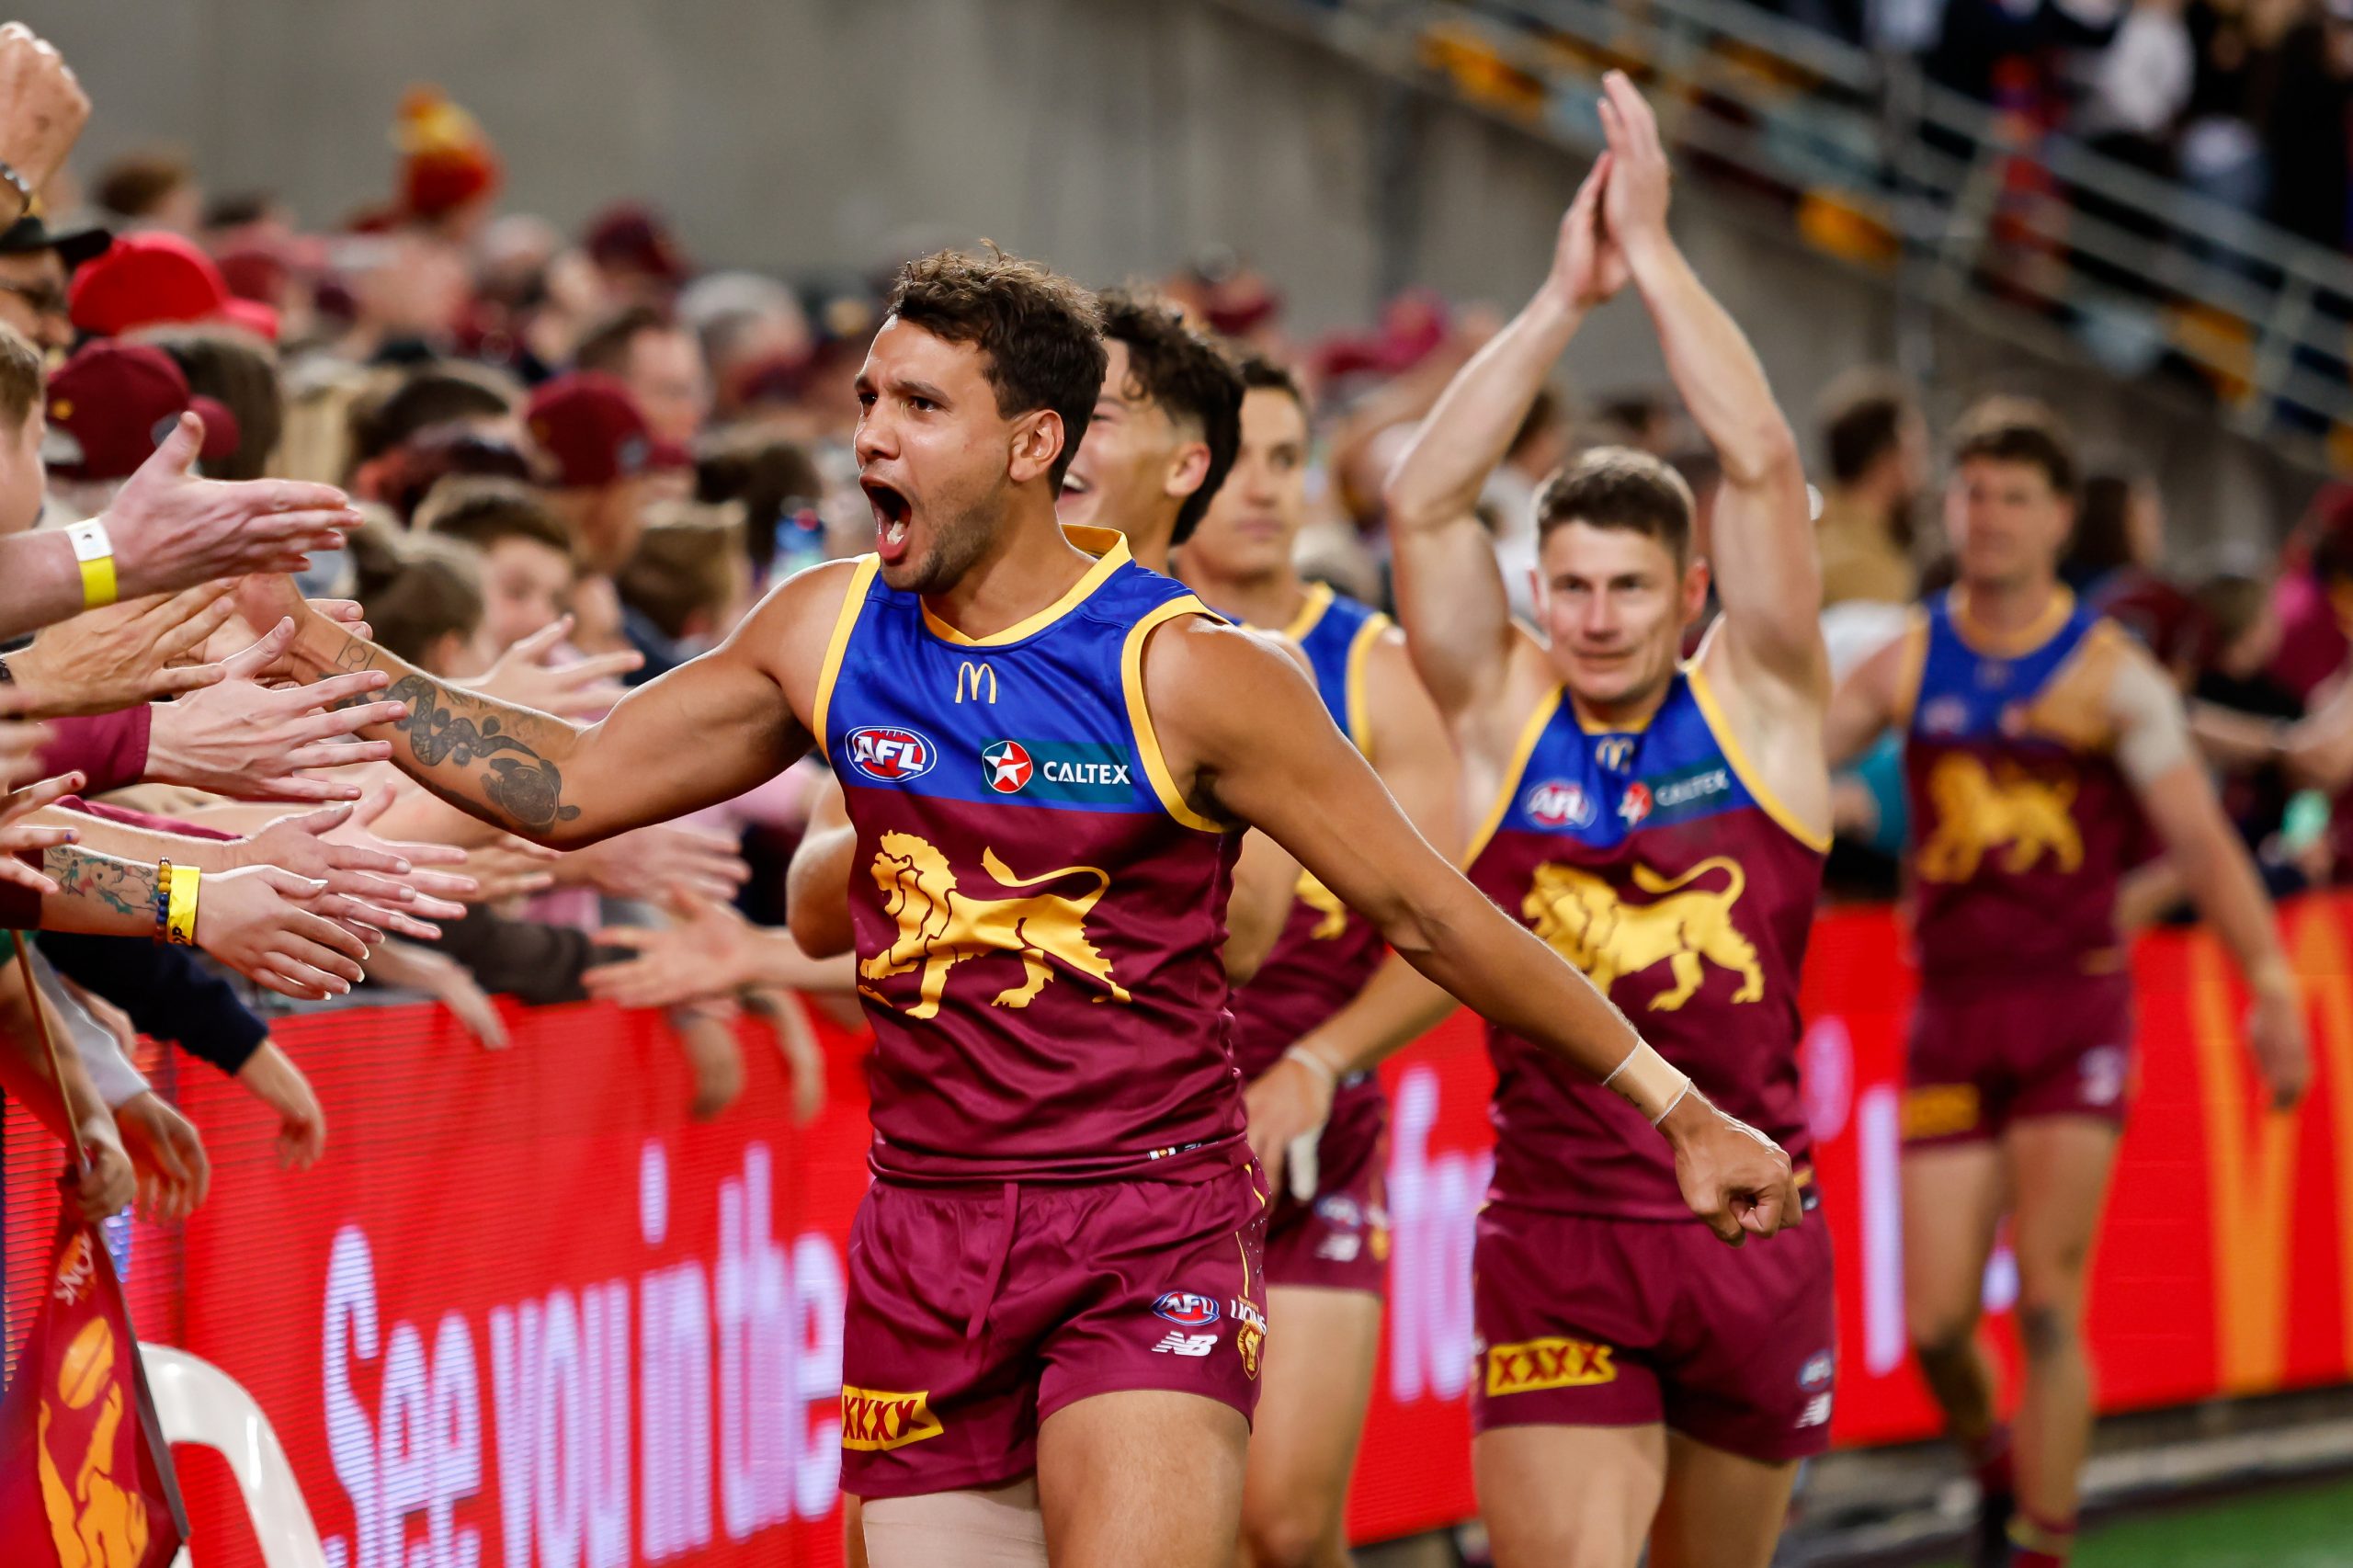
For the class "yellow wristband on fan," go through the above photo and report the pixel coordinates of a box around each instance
[65,519,117,609]
[165,865,200,947]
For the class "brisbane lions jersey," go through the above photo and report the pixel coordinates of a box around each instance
[1464,665,1824,1219]
[1899,589,2141,985]
[816,527,1246,1182]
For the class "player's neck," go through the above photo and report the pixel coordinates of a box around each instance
[1175,558,1302,632]
[1568,676,1673,734]
[1953,574,2065,642]
[919,498,1100,640]
[1114,504,1182,574]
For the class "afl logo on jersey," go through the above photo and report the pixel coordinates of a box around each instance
[1524,779,1596,828]
[982,739,1035,792]
[848,726,937,783]
[1153,1290,1222,1327]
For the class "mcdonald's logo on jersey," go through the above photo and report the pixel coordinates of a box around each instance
[956,661,999,704]
[1594,736,1637,774]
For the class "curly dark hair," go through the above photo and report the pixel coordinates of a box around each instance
[886,247,1106,488]
[1098,289,1244,544]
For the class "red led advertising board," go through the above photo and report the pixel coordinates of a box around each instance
[7,893,2353,1562]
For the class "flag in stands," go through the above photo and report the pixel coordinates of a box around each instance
[0,1213,187,1568]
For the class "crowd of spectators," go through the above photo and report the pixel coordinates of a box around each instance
[1761,0,2353,250]
[6,17,2349,1235]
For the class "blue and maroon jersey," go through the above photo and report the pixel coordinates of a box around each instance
[1899,588,2140,986]
[1463,665,1825,1219]
[1224,583,1392,1079]
[816,527,1246,1182]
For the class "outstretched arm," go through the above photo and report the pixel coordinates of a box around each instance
[1382,160,1620,725]
[2115,644,2310,1109]
[1151,618,1800,1243]
[235,562,853,848]
[1598,74,1821,699]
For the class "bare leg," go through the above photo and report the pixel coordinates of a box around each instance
[1239,1287,1381,1568]
[2004,1117,2121,1545]
[1038,1390,1248,1568]
[1648,1431,1799,1568]
[1901,1141,2008,1446]
[1473,1425,1665,1568]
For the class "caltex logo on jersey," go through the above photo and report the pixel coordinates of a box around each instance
[848,726,937,782]
[1152,1290,1222,1328]
[982,740,1035,792]
[1524,779,1595,828]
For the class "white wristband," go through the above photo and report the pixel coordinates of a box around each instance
[1603,1040,1693,1125]
[1284,1044,1340,1090]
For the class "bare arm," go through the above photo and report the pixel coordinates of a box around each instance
[1824,632,1910,771]
[238,563,852,848]
[786,771,858,959]
[2118,647,2310,1108]
[1597,74,1821,696]
[1381,161,1621,724]
[1224,830,1299,987]
[1152,619,1800,1241]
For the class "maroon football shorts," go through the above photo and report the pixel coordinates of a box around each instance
[839,1158,1271,1499]
[1263,1082,1388,1296]
[1904,970,2136,1147]
[1472,1199,1837,1462]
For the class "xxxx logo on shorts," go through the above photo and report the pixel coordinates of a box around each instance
[1901,1083,1982,1141]
[839,1385,946,1451]
[1485,1336,1617,1396]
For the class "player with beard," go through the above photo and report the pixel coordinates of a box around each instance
[1174,353,1457,1568]
[1825,398,2309,1568]
[234,247,1799,1568]
[1360,76,1836,1567]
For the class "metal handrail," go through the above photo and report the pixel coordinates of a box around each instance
[1275,0,2353,454]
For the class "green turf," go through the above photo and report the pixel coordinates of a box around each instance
[1925,1474,2353,1567]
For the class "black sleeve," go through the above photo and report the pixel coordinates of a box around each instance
[429,906,622,1006]
[38,932,269,1076]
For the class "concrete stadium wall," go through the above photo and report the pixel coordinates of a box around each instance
[24,0,2316,551]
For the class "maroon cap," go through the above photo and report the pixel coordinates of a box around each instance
[526,370,688,488]
[44,342,240,481]
[583,202,691,288]
[67,231,282,341]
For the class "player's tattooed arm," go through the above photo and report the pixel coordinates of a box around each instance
[237,567,834,849]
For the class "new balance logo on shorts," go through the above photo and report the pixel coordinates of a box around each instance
[1484,1336,1617,1395]
[1154,1331,1219,1358]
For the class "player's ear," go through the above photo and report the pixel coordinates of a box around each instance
[1682,555,1711,623]
[1165,438,1211,503]
[1008,409,1063,488]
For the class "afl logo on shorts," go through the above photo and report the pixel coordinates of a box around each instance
[848,726,937,783]
[1800,1350,1835,1392]
[1152,1290,1222,1328]
[982,739,1035,793]
[1524,780,1595,828]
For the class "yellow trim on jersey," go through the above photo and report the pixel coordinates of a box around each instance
[810,555,881,751]
[920,525,1132,647]
[1949,584,2075,658]
[1685,661,1834,854]
[1279,581,1336,643]
[1344,610,1389,760]
[1890,604,1931,730]
[1461,685,1565,868]
[1120,594,1227,834]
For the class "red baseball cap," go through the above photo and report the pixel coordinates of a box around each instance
[43,342,241,481]
[526,370,689,488]
[67,231,282,342]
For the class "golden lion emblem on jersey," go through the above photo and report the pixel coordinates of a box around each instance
[1523,857,1762,1011]
[1915,754,2083,883]
[858,831,1131,1019]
